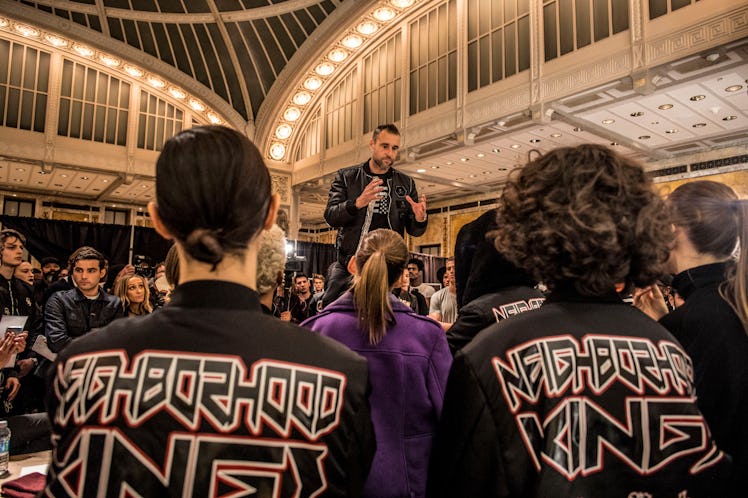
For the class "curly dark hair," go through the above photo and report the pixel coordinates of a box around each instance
[494,144,672,296]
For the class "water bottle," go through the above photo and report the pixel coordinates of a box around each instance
[0,419,10,478]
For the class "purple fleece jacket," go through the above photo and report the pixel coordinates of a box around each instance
[302,292,452,498]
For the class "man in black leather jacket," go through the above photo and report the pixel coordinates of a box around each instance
[44,246,122,353]
[323,124,428,306]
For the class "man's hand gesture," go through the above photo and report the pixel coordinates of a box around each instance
[355,178,385,209]
[406,194,427,222]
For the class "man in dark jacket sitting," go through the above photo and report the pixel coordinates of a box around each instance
[44,246,122,353]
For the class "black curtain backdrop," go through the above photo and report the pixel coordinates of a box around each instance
[0,216,445,280]
[0,216,172,267]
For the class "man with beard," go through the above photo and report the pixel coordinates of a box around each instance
[323,124,428,306]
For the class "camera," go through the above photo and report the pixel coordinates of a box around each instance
[133,254,154,279]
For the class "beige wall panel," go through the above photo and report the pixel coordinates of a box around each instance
[655,171,748,199]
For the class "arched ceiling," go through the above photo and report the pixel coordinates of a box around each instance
[0,0,355,126]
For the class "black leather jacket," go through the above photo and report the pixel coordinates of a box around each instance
[325,161,427,264]
[45,281,376,497]
[44,287,122,353]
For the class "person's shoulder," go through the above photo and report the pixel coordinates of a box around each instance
[337,163,365,176]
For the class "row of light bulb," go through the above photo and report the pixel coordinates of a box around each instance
[0,17,224,125]
[268,0,417,161]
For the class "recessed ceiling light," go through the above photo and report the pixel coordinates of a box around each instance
[455,177,463,181]
[293,92,312,106]
[189,99,205,112]
[427,184,435,187]
[342,34,363,49]
[431,166,439,169]
[36,181,44,184]
[445,161,453,165]
[692,123,707,128]
[102,179,109,183]
[550,133,562,138]
[492,148,501,153]
[498,167,508,171]
[304,76,322,91]
[572,127,582,132]
[275,124,292,139]
[315,63,335,76]
[665,129,678,134]
[357,21,379,36]
[601,119,615,125]
[476,153,485,158]
[723,115,737,121]
[469,174,477,178]
[482,171,491,175]
[328,49,348,63]
[124,65,144,77]
[15,24,40,38]
[73,44,94,57]
[638,135,651,140]
[60,174,68,178]
[651,121,659,125]
[283,107,301,121]
[92,188,100,192]
[510,144,521,149]
[44,34,68,47]
[269,143,286,160]
[390,0,416,7]
[168,87,186,99]
[690,95,706,101]
[460,157,469,162]
[417,168,426,173]
[54,183,63,187]
[80,176,89,180]
[15,168,25,172]
[141,185,148,188]
[99,54,120,67]
[529,139,541,143]
[658,104,673,110]
[610,142,619,146]
[705,53,720,62]
[74,186,81,189]
[725,85,743,92]
[630,111,644,117]
[373,7,396,21]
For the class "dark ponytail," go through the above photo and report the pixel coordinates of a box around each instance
[155,126,271,268]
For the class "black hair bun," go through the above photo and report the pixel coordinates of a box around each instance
[184,228,224,267]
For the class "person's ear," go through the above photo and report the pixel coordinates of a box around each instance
[148,202,174,240]
[347,255,358,276]
[264,193,280,230]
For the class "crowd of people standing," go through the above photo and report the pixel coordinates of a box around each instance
[0,123,744,498]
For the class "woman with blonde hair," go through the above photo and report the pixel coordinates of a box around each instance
[115,273,153,316]
[303,228,451,498]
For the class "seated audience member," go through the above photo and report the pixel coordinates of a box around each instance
[44,125,375,497]
[307,273,326,316]
[0,331,50,454]
[44,246,123,353]
[0,229,45,414]
[280,273,312,323]
[407,258,435,305]
[115,274,153,316]
[427,144,731,497]
[163,244,180,289]
[634,180,748,497]
[393,267,428,315]
[446,209,545,354]
[14,261,35,286]
[256,224,287,315]
[33,256,61,305]
[303,229,451,498]
[429,258,457,329]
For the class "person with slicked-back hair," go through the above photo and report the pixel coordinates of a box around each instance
[428,145,731,498]
[303,229,451,498]
[635,180,748,497]
[44,126,376,497]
